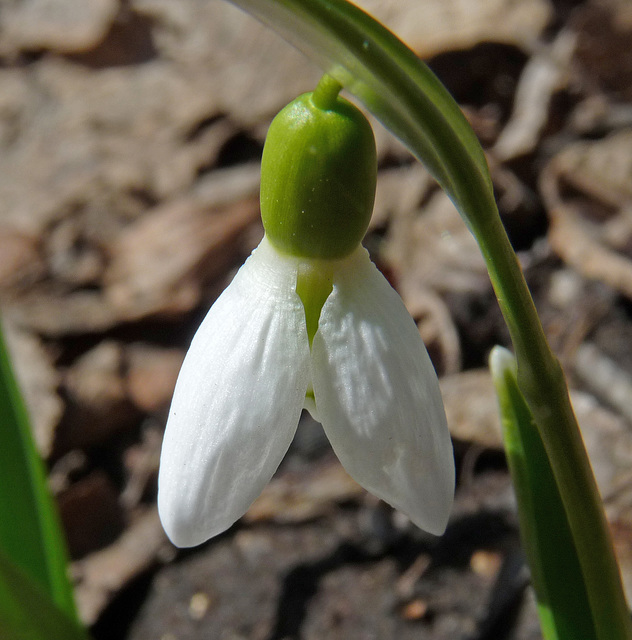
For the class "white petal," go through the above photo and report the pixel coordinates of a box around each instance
[311,248,454,535]
[158,237,311,547]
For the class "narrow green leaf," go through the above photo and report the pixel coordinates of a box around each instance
[0,549,89,640]
[491,347,596,640]
[0,320,78,620]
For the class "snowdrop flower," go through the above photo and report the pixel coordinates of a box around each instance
[158,78,455,548]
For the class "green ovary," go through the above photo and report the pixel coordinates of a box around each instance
[260,77,377,260]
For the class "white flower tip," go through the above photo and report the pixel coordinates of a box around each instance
[409,464,455,536]
[158,509,200,549]
[158,482,232,548]
[385,436,455,537]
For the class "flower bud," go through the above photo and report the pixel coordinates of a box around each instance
[260,82,377,259]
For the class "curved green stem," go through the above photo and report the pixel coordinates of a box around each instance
[228,1,632,637]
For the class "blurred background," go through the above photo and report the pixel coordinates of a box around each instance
[1,0,632,638]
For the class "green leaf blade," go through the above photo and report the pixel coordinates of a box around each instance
[491,347,597,640]
[0,549,88,640]
[0,321,78,621]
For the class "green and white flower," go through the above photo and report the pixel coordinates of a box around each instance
[158,80,455,547]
